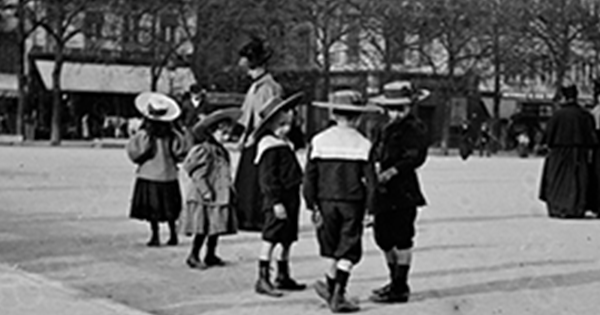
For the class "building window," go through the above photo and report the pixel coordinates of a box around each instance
[160,13,178,43]
[84,11,103,40]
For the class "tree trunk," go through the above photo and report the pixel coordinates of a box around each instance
[50,49,64,146]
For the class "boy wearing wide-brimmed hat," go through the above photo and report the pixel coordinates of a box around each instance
[180,108,242,269]
[127,92,187,247]
[251,92,306,297]
[368,81,430,303]
[303,90,380,313]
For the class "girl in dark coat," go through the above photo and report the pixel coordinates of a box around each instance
[539,85,598,218]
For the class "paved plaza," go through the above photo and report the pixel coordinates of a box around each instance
[0,146,599,315]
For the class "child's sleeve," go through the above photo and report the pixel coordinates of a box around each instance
[257,148,283,211]
[362,159,377,215]
[126,130,154,164]
[392,123,428,173]
[302,147,318,211]
[170,129,189,163]
[182,145,212,198]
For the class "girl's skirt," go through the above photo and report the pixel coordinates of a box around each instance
[179,202,237,236]
[130,178,182,222]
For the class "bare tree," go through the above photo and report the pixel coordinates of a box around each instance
[521,0,600,95]
[31,0,97,145]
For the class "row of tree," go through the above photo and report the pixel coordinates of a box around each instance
[4,0,600,144]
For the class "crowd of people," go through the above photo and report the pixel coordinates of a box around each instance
[124,38,430,313]
[122,37,600,313]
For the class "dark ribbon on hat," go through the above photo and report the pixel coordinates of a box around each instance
[258,97,284,120]
[147,103,168,117]
[384,86,418,100]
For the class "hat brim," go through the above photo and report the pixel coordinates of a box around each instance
[369,89,431,106]
[312,102,383,112]
[135,92,181,121]
[192,108,242,137]
[250,92,304,140]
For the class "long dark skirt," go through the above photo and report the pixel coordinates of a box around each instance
[130,178,182,222]
[587,146,600,213]
[539,147,590,218]
[234,145,264,231]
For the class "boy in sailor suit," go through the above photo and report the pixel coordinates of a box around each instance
[303,90,379,313]
[252,93,306,298]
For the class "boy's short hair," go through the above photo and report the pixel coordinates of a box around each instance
[332,108,361,121]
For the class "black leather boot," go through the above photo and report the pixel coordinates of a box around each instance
[275,261,306,291]
[314,275,335,302]
[255,261,283,297]
[329,270,359,313]
[371,263,395,296]
[371,265,410,303]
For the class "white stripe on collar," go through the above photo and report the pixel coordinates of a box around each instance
[310,126,371,161]
[254,135,293,164]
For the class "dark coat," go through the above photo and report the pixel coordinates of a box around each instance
[373,114,428,209]
[539,102,598,217]
[180,95,207,128]
[542,102,596,148]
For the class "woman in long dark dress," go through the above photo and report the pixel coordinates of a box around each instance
[234,38,283,231]
[539,85,597,218]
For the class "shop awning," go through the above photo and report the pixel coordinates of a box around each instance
[0,73,18,98]
[35,60,195,94]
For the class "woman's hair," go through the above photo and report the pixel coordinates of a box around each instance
[141,119,173,138]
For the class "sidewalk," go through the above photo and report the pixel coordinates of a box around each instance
[0,264,151,315]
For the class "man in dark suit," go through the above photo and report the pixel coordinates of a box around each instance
[180,84,207,129]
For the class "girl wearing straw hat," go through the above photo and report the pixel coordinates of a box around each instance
[304,90,379,313]
[180,108,242,269]
[127,92,187,247]
[368,81,430,303]
[251,92,306,297]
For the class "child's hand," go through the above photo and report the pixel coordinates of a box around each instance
[311,211,323,228]
[202,191,213,202]
[363,214,374,228]
[273,204,287,220]
[377,167,398,183]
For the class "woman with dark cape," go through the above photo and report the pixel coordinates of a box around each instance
[539,85,597,218]
[234,38,283,231]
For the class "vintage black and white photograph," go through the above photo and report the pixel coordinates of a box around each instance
[1,0,600,314]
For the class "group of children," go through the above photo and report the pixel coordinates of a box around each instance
[125,79,430,313]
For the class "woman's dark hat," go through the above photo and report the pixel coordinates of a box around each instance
[313,90,382,112]
[191,108,242,138]
[135,92,181,122]
[238,37,273,69]
[560,84,578,101]
[369,81,430,106]
[250,92,304,140]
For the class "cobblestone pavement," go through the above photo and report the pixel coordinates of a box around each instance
[1,146,599,315]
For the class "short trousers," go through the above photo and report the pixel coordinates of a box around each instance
[373,203,418,251]
[316,200,365,264]
[262,189,300,245]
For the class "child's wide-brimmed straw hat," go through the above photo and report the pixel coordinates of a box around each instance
[135,92,181,122]
[313,90,382,112]
[369,81,430,106]
[191,108,242,138]
[250,92,304,139]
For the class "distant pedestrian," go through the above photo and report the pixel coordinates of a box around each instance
[234,37,283,232]
[180,83,208,129]
[180,108,241,269]
[539,85,598,219]
[304,90,379,312]
[458,120,473,160]
[478,122,492,157]
[368,81,430,303]
[251,93,305,297]
[127,92,187,246]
